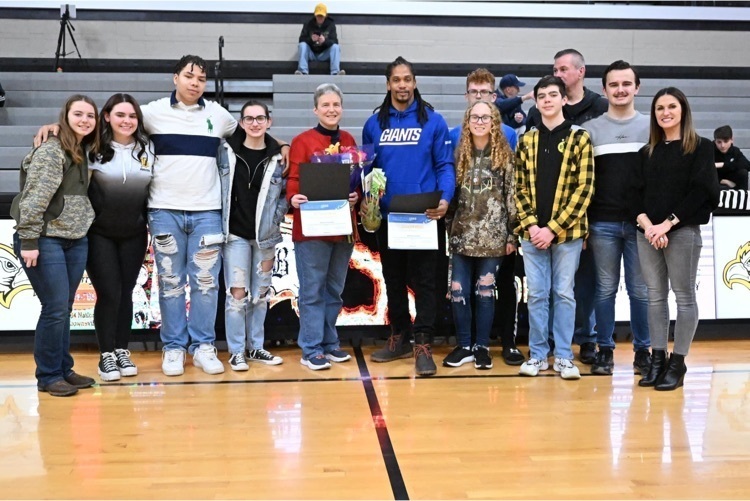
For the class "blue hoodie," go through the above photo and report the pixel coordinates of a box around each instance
[362,100,455,213]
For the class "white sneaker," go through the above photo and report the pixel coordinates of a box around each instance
[193,344,225,374]
[554,357,581,380]
[162,349,185,376]
[519,358,549,377]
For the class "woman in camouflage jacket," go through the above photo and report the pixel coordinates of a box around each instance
[443,100,517,370]
[10,94,100,397]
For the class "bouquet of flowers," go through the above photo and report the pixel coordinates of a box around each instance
[311,143,375,193]
[360,168,387,233]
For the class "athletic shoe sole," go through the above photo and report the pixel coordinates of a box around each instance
[248,358,283,366]
[229,363,250,372]
[442,355,474,367]
[193,359,225,375]
[325,353,351,363]
[118,367,138,377]
[162,366,184,377]
[98,369,121,382]
[299,357,331,370]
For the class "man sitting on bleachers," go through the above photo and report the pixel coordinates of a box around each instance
[714,125,749,190]
[295,3,345,76]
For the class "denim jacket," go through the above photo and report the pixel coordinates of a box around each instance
[218,132,288,250]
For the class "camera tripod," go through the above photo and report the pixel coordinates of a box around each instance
[54,6,82,71]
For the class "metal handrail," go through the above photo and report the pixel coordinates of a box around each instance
[215,36,226,109]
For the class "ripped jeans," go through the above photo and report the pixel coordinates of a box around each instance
[223,234,276,354]
[450,254,503,348]
[147,209,223,354]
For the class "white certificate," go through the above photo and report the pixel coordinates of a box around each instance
[300,200,352,237]
[387,213,438,250]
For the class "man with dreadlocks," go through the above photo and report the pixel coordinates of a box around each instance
[362,56,455,377]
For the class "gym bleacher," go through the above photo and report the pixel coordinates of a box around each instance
[2,72,750,204]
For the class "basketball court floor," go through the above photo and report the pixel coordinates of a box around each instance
[2,339,749,499]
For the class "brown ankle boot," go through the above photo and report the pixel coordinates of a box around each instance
[414,332,436,376]
[371,330,413,362]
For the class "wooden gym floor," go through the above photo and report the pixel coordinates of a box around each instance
[1,339,750,500]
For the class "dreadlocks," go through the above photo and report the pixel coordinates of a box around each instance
[374,56,434,130]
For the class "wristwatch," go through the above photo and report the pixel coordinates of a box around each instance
[667,213,678,225]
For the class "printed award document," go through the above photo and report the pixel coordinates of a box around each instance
[301,200,352,237]
[387,213,438,249]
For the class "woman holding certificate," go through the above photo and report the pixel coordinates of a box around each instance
[444,100,517,370]
[287,83,359,371]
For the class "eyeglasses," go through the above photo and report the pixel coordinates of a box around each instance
[469,114,492,124]
[241,115,268,125]
[467,90,493,97]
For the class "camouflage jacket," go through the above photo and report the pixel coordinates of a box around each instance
[10,138,94,250]
[447,148,517,257]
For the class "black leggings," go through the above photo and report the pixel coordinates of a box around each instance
[495,251,518,346]
[86,231,148,353]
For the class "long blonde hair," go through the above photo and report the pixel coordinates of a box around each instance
[455,101,513,183]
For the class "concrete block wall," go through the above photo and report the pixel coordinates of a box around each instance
[1,19,750,70]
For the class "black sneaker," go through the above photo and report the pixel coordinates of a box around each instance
[371,333,413,362]
[579,342,597,365]
[247,348,283,366]
[473,346,493,370]
[415,343,437,376]
[114,349,138,376]
[442,346,474,367]
[502,346,525,366]
[229,352,250,371]
[633,349,652,375]
[98,352,121,382]
[591,348,614,375]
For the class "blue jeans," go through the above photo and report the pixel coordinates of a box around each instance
[297,42,342,74]
[588,221,650,351]
[521,238,583,361]
[223,234,275,354]
[147,209,223,354]
[450,254,503,348]
[14,234,88,387]
[636,226,702,356]
[294,239,353,359]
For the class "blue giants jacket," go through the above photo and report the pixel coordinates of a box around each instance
[362,100,455,213]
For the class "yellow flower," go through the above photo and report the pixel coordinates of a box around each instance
[324,142,340,154]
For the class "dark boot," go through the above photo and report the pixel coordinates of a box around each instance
[639,349,667,387]
[371,329,413,362]
[64,371,95,389]
[414,332,436,377]
[655,353,687,391]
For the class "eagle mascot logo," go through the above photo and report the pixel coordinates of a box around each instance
[0,243,33,308]
[723,241,750,292]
